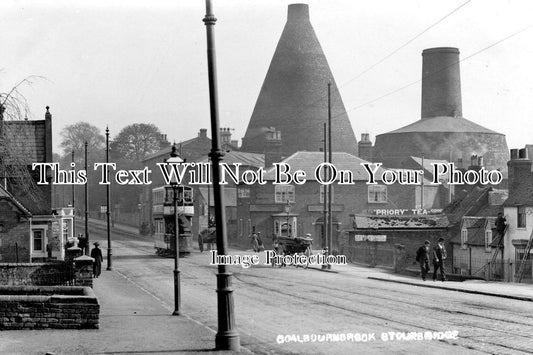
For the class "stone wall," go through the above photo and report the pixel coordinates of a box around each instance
[0,285,99,329]
[0,263,75,286]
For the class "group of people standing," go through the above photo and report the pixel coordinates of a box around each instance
[416,238,447,281]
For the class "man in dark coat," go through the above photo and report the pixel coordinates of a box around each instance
[90,242,103,278]
[416,240,431,281]
[433,237,447,281]
[495,212,507,237]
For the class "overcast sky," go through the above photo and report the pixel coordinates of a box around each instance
[2,0,533,157]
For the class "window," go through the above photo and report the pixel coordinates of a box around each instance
[461,229,468,249]
[62,220,70,241]
[485,230,492,252]
[154,219,165,234]
[368,185,387,203]
[238,187,250,198]
[275,185,295,203]
[32,229,44,252]
[517,206,526,228]
[319,185,334,204]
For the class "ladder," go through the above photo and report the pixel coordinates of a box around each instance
[515,227,533,283]
[490,224,508,265]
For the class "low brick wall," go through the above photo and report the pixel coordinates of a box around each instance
[0,286,99,330]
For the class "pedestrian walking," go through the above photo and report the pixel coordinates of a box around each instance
[432,237,447,281]
[416,240,431,281]
[90,242,103,278]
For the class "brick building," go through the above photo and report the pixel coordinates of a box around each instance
[235,151,420,250]
[501,148,533,282]
[0,107,73,262]
[343,214,450,271]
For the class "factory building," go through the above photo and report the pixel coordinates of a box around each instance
[241,4,358,157]
[373,47,509,175]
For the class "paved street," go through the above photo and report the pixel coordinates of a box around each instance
[88,225,533,355]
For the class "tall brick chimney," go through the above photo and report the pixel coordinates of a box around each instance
[421,47,462,119]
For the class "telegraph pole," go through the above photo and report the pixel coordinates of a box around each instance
[106,127,112,271]
[203,0,240,350]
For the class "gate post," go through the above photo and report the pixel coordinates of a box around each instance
[393,244,406,273]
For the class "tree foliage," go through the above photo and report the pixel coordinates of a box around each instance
[110,123,163,161]
[60,122,105,156]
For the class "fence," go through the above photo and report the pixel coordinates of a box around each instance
[342,243,395,268]
[452,255,533,283]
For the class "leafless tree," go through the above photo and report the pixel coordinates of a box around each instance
[0,76,46,205]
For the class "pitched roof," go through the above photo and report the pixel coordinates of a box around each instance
[0,184,32,216]
[352,214,449,229]
[451,216,499,246]
[263,151,380,181]
[143,135,212,162]
[198,151,264,168]
[443,186,492,226]
[385,116,501,135]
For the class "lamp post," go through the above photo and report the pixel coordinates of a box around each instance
[203,0,240,350]
[84,141,89,255]
[72,150,76,238]
[106,127,112,271]
[168,146,181,316]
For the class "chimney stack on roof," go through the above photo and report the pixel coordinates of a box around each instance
[507,148,532,190]
[358,133,373,162]
[421,47,462,120]
[264,127,283,168]
[199,128,208,139]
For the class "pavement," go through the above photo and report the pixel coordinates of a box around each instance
[3,219,532,354]
[1,265,248,355]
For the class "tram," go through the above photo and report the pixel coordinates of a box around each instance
[152,185,194,256]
